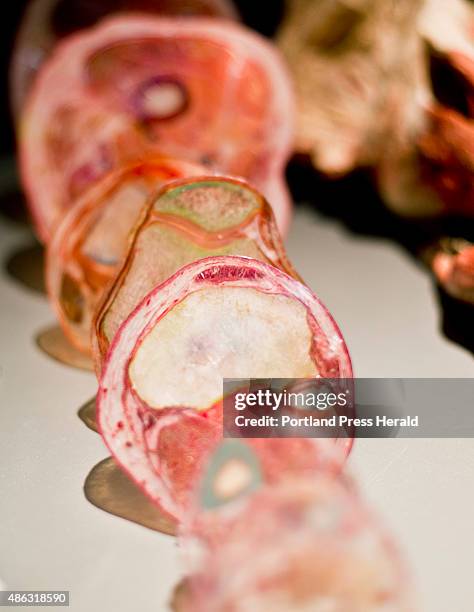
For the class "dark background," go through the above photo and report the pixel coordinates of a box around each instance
[0,1,24,152]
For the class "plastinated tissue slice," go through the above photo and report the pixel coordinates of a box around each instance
[175,447,415,612]
[97,256,352,523]
[10,0,238,120]
[46,157,204,355]
[93,177,298,370]
[20,15,294,240]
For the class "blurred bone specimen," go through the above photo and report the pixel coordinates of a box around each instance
[278,0,474,217]
[278,0,426,176]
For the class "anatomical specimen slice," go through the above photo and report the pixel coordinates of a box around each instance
[93,178,298,370]
[97,256,353,523]
[10,0,238,121]
[176,469,415,611]
[20,15,294,241]
[46,157,203,355]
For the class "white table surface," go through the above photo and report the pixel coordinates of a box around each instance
[0,207,472,611]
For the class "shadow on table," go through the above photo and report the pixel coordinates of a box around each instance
[286,157,474,357]
[5,241,45,294]
[0,175,46,293]
[84,457,177,536]
[78,399,177,535]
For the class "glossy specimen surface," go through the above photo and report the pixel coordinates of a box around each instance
[177,475,415,611]
[93,178,298,368]
[47,157,203,354]
[10,0,238,119]
[20,15,294,240]
[97,256,352,522]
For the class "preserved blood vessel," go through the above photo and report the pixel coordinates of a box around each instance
[176,467,415,611]
[10,0,238,120]
[46,157,204,355]
[92,178,299,369]
[97,256,353,523]
[19,15,294,241]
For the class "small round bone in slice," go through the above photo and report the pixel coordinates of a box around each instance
[92,177,298,372]
[46,157,204,356]
[97,256,352,521]
[10,0,239,121]
[176,474,415,612]
[19,15,293,241]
